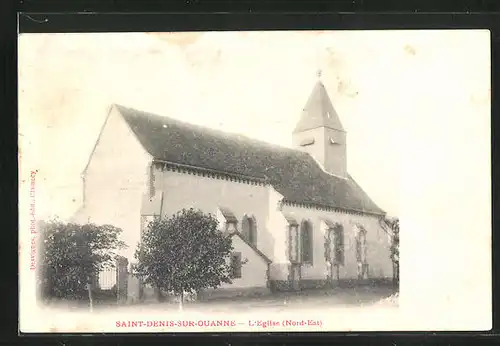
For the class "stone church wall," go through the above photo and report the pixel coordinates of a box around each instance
[198,235,271,299]
[281,204,393,287]
[79,107,152,260]
[154,168,277,262]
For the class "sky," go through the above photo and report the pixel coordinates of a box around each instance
[18,30,489,220]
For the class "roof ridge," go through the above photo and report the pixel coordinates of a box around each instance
[112,103,385,215]
[114,103,304,154]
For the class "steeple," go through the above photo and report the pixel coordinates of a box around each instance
[292,72,347,178]
[293,70,345,134]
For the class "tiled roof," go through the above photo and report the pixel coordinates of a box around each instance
[282,214,299,226]
[116,105,385,215]
[218,206,238,223]
[293,81,344,133]
[228,231,272,264]
[322,218,340,229]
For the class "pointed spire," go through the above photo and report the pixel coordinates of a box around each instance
[293,74,344,133]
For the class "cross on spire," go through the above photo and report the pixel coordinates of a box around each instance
[316,69,322,79]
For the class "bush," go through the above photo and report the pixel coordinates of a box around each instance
[38,220,125,301]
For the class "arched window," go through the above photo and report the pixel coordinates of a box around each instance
[355,224,368,279]
[241,215,257,246]
[324,222,344,281]
[289,223,300,263]
[332,223,345,266]
[300,220,314,264]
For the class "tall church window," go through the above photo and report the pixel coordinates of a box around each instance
[300,220,313,264]
[355,225,368,279]
[333,224,345,266]
[241,215,257,246]
[288,224,300,263]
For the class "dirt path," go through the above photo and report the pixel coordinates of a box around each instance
[41,286,398,314]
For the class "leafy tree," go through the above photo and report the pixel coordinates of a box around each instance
[134,208,234,309]
[385,217,400,284]
[38,220,126,301]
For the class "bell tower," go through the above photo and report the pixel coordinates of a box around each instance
[292,71,347,178]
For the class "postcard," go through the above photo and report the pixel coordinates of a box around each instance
[18,29,491,333]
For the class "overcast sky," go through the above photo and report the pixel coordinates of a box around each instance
[18,30,490,220]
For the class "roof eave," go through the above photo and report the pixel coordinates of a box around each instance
[151,159,269,184]
[228,231,272,264]
[282,199,385,218]
[292,124,346,134]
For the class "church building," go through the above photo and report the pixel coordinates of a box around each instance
[74,74,394,298]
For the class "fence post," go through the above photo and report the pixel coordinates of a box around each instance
[116,256,129,304]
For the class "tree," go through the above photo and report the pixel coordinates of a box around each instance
[39,220,126,301]
[385,217,400,285]
[134,208,234,309]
